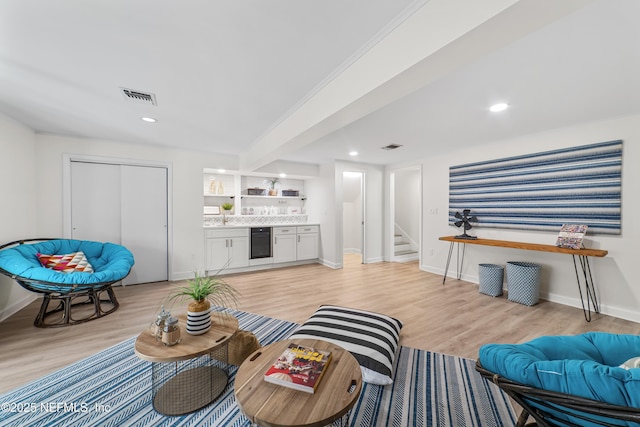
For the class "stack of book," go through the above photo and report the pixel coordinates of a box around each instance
[555,224,588,249]
[263,343,332,394]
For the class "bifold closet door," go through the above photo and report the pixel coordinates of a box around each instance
[120,165,168,285]
[70,162,121,244]
[70,161,168,285]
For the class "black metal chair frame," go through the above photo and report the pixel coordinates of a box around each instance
[0,238,129,328]
[476,361,640,426]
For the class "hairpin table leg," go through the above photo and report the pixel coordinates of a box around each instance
[443,241,466,284]
[573,255,600,322]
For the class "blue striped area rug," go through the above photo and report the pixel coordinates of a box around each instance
[0,309,515,426]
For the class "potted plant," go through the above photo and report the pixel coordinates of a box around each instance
[221,202,234,214]
[169,272,240,335]
[265,178,279,196]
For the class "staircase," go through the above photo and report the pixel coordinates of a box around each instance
[394,234,418,259]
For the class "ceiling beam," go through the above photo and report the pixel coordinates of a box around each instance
[239,0,591,171]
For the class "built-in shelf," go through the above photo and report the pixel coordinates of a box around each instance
[203,171,306,226]
[204,194,235,198]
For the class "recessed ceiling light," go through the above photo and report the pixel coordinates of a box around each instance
[349,151,358,156]
[141,117,157,123]
[279,173,287,178]
[217,169,226,174]
[489,103,509,112]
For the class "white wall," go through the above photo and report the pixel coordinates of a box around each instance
[0,114,38,320]
[305,162,337,267]
[420,113,640,322]
[3,111,638,325]
[34,133,238,281]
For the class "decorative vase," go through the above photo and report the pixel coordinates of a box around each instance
[186,299,211,335]
[208,178,216,194]
[217,181,224,194]
[268,189,277,196]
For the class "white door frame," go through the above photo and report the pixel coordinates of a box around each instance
[341,170,366,264]
[62,153,173,281]
[389,165,422,264]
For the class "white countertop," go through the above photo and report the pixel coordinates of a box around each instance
[204,223,318,229]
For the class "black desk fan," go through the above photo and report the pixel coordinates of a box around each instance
[454,209,478,239]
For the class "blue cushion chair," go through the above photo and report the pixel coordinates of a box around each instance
[0,238,134,328]
[477,332,640,426]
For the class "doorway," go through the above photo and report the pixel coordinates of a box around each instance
[390,166,421,262]
[342,171,365,264]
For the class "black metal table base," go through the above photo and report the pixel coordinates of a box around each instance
[442,241,600,322]
[442,241,466,284]
[573,255,600,322]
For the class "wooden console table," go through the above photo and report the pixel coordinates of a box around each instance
[439,236,608,322]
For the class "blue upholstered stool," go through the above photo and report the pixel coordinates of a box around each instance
[477,332,640,426]
[0,239,134,327]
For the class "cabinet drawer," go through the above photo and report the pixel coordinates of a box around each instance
[296,225,318,234]
[205,228,249,238]
[273,227,295,235]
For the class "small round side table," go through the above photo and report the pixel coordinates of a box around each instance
[134,313,238,415]
[234,338,362,427]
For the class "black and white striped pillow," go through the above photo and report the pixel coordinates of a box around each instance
[288,305,403,385]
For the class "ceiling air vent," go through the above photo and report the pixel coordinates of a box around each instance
[119,87,157,106]
[381,144,403,150]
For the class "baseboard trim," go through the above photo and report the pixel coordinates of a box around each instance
[319,258,341,269]
[421,263,640,324]
[171,259,321,281]
[0,293,38,323]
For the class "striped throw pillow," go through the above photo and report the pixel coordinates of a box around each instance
[288,305,403,385]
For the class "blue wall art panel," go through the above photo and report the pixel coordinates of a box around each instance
[449,140,622,235]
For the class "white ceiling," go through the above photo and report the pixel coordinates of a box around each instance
[1,0,638,170]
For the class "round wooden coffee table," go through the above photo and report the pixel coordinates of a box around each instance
[135,313,238,415]
[234,339,362,427]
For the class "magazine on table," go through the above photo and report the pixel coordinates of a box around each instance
[263,343,332,393]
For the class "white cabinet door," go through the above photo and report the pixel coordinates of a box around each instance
[228,237,249,269]
[297,232,319,260]
[206,230,249,272]
[273,229,296,263]
[206,237,231,271]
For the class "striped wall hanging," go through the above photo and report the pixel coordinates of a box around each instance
[448,140,622,235]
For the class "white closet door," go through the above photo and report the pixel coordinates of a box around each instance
[69,161,168,285]
[120,165,168,285]
[70,162,121,243]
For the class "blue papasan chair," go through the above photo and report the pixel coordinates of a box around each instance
[0,238,134,328]
[477,332,640,426]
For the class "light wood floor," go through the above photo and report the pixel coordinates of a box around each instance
[1,254,638,395]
